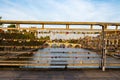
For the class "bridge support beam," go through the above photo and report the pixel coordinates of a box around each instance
[101,25,107,71]
[66,24,69,29]
[90,24,93,30]
[42,24,44,29]
[116,25,118,30]
[16,24,20,29]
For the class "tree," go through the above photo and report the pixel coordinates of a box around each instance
[39,36,50,40]
[7,24,18,33]
[8,24,16,28]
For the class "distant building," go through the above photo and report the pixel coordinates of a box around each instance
[37,30,99,40]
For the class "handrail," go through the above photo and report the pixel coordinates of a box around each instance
[0,20,120,26]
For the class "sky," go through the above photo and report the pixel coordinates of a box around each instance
[0,0,120,22]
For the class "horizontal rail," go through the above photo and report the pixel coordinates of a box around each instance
[0,63,119,67]
[0,63,49,66]
[0,51,36,54]
[0,60,100,63]
[0,60,119,64]
[0,28,102,30]
[0,64,99,66]
[0,28,120,31]
[0,51,96,54]
[0,56,101,59]
[0,20,120,26]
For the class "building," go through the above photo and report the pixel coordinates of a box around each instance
[37,30,99,40]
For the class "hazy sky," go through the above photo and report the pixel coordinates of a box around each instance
[0,0,120,22]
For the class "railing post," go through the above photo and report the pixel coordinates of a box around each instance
[90,24,93,30]
[16,24,20,33]
[101,25,107,71]
[66,24,69,29]
[116,25,118,30]
[42,24,44,29]
[16,24,20,29]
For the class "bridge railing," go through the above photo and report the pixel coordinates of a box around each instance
[0,51,119,68]
[0,20,120,71]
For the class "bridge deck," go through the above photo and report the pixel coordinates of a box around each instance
[0,68,119,80]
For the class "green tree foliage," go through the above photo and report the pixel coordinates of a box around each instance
[68,39,79,43]
[8,24,16,28]
[7,24,18,32]
[39,36,50,40]
[0,32,35,39]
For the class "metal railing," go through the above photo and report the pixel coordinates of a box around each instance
[0,51,119,68]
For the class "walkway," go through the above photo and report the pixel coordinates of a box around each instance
[0,68,119,80]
